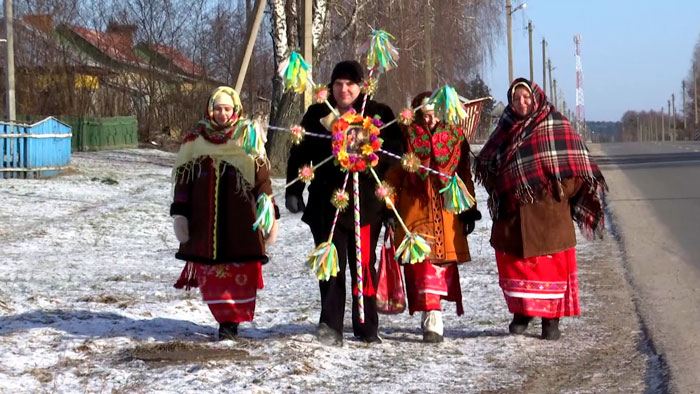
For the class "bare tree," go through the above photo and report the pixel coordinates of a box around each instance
[265,0,503,170]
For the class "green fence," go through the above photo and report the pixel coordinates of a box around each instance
[63,116,138,152]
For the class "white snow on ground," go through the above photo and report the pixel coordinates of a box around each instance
[0,149,606,393]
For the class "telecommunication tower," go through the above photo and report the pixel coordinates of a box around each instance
[574,35,585,125]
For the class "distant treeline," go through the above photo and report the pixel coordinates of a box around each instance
[586,121,620,142]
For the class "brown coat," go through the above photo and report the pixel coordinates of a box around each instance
[386,140,478,265]
[171,156,273,264]
[490,178,583,259]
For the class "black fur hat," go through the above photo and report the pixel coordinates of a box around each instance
[330,60,364,85]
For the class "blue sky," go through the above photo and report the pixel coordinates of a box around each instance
[482,0,700,121]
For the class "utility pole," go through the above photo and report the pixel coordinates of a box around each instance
[506,0,514,83]
[661,106,665,142]
[547,58,554,100]
[682,80,687,130]
[234,0,266,93]
[668,99,672,142]
[528,20,533,82]
[424,2,432,90]
[672,93,676,141]
[552,78,558,109]
[302,0,312,108]
[636,114,641,141]
[541,38,547,93]
[4,0,16,122]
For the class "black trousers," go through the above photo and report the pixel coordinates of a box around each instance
[311,222,382,338]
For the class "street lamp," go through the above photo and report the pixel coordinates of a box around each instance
[506,0,527,83]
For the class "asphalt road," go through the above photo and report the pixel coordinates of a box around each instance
[591,141,700,393]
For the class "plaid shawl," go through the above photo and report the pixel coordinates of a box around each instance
[475,78,607,239]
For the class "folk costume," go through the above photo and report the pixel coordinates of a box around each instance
[475,78,606,340]
[386,91,481,342]
[285,60,403,344]
[171,87,278,339]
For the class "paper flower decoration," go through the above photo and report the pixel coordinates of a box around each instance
[331,189,350,211]
[375,181,394,200]
[314,86,330,103]
[398,108,414,125]
[298,164,315,183]
[401,153,420,173]
[361,78,378,95]
[331,112,383,172]
[290,124,305,145]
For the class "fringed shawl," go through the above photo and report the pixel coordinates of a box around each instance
[475,78,607,239]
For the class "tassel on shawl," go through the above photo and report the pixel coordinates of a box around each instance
[173,261,198,290]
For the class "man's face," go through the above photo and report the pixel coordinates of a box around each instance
[332,78,361,109]
[512,87,533,117]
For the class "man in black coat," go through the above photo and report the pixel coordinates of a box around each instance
[285,60,403,344]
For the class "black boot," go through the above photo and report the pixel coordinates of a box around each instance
[541,318,561,340]
[508,314,533,335]
[218,322,239,341]
[317,322,343,346]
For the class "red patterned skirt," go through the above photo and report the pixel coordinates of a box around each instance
[403,261,464,315]
[495,248,580,318]
[188,262,263,323]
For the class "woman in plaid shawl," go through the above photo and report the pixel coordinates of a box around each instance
[475,78,606,340]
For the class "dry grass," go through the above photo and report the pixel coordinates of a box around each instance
[127,340,264,365]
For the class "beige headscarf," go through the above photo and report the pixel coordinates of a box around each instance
[207,86,243,130]
[173,86,256,188]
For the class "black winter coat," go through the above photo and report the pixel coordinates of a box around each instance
[285,94,403,233]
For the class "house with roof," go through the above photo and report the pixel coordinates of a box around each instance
[489,101,506,133]
[2,14,215,136]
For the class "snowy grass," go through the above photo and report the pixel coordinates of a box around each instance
[0,149,631,393]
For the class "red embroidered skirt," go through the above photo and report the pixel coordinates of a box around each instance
[194,262,263,323]
[403,261,463,315]
[495,248,580,318]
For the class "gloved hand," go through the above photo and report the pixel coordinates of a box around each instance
[459,209,482,236]
[464,220,476,235]
[172,215,189,243]
[265,220,279,246]
[285,194,305,213]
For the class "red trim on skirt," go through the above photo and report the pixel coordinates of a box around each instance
[194,262,263,323]
[495,248,580,318]
[403,261,464,316]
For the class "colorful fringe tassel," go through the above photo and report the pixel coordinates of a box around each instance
[306,241,340,281]
[360,30,399,73]
[252,194,275,233]
[429,86,467,126]
[278,51,312,93]
[395,233,431,264]
[234,119,267,157]
[439,174,475,214]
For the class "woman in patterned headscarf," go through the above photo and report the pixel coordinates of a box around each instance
[475,78,607,340]
[386,91,481,343]
[170,86,279,340]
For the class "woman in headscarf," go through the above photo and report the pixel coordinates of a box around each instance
[170,86,279,340]
[386,91,481,343]
[475,78,606,340]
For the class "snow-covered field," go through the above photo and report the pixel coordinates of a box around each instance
[0,149,644,393]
